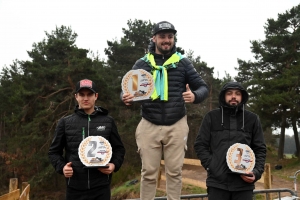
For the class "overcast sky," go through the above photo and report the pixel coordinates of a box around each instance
[0,0,299,79]
[0,0,298,135]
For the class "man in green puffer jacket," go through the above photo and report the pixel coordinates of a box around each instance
[122,21,209,200]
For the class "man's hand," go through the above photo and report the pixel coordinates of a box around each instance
[122,93,134,105]
[182,84,195,103]
[63,162,73,178]
[98,163,115,175]
[240,172,255,183]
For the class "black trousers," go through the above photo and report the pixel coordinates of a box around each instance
[66,184,110,200]
[208,187,253,200]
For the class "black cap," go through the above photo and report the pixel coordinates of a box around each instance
[152,21,177,35]
[75,79,97,93]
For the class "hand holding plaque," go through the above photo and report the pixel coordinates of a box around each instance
[121,69,154,101]
[78,136,112,168]
[226,143,255,176]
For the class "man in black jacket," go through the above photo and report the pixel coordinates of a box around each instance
[194,82,266,200]
[122,21,209,199]
[49,79,125,200]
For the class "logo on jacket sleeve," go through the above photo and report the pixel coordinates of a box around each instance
[96,126,106,131]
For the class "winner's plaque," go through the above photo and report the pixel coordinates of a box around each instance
[226,143,255,175]
[78,136,112,168]
[121,69,154,101]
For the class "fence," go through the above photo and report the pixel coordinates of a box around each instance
[156,159,293,200]
[0,178,30,200]
[127,188,297,200]
[0,162,296,200]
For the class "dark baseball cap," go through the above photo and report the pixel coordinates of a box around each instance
[152,21,177,35]
[75,79,97,93]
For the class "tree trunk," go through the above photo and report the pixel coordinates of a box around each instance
[292,117,300,159]
[277,114,286,160]
[0,116,2,140]
[209,84,212,111]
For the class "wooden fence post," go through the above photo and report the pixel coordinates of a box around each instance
[0,178,20,200]
[20,182,30,200]
[0,179,30,200]
[9,178,18,192]
[21,182,28,192]
[264,163,272,200]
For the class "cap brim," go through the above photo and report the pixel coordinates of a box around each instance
[76,87,96,93]
[154,29,177,35]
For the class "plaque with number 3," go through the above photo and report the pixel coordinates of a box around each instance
[226,143,255,175]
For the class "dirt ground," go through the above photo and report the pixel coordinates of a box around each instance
[158,164,298,196]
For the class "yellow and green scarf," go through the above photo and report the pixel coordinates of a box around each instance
[141,52,183,101]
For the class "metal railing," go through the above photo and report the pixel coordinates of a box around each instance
[290,170,300,195]
[126,188,297,200]
[253,188,297,200]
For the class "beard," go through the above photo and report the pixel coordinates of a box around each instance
[156,43,173,55]
[227,99,240,106]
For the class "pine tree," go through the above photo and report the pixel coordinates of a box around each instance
[235,4,300,159]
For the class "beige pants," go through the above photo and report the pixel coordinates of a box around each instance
[135,116,189,200]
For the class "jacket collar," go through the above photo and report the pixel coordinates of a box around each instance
[74,105,108,116]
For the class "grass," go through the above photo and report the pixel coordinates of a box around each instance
[111,180,140,200]
[265,146,300,181]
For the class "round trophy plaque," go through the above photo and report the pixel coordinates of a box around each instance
[78,136,112,168]
[121,69,154,101]
[226,143,255,175]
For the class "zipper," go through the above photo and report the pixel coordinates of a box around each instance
[88,170,90,189]
[87,114,91,189]
[82,127,85,140]
[88,115,91,136]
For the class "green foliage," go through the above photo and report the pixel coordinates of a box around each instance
[182,184,207,194]
[111,163,140,187]
[235,4,300,159]
[0,25,107,198]
[0,17,257,198]
[104,19,153,76]
[122,19,154,52]
[184,50,223,158]
[111,180,141,199]
[253,194,265,200]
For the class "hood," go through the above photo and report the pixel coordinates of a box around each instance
[219,82,249,108]
[219,82,248,131]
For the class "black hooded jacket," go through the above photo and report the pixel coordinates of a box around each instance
[194,82,266,191]
[48,105,125,190]
[131,41,209,125]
